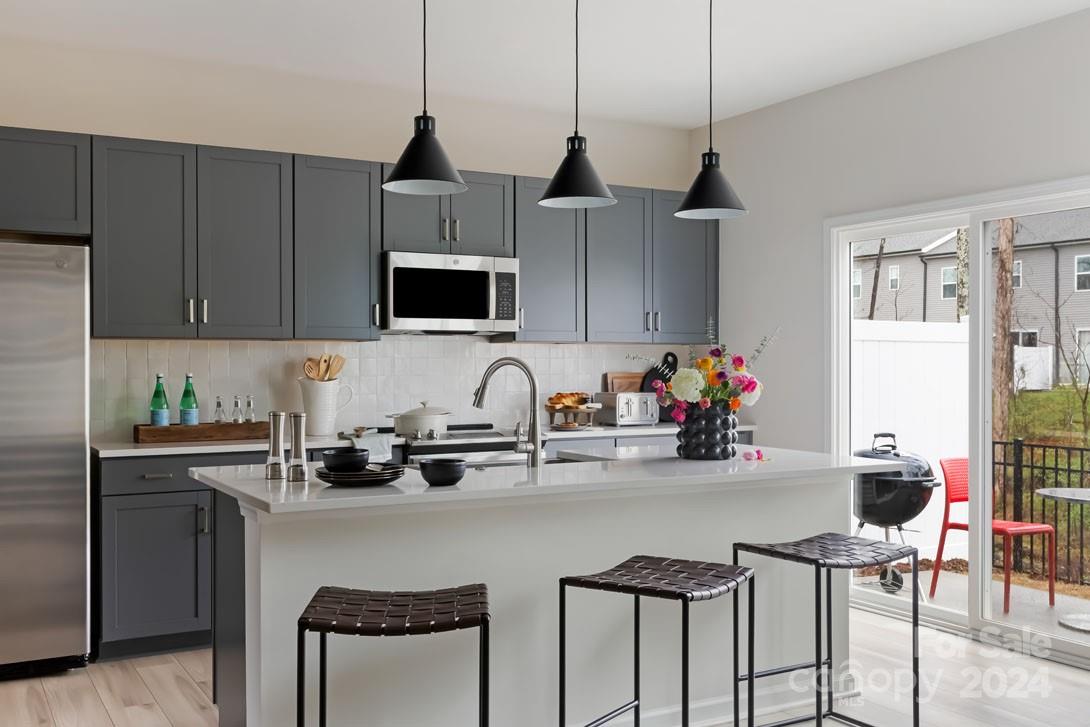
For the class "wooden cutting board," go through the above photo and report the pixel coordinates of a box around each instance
[133,421,270,443]
[603,371,645,393]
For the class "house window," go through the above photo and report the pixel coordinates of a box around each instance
[888,265,900,291]
[1077,255,1090,291]
[1011,330,1038,347]
[852,269,861,299]
[941,266,957,300]
[1012,260,1022,289]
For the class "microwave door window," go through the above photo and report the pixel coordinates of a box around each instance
[392,267,491,320]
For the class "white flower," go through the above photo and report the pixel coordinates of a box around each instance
[740,380,763,406]
[669,367,705,403]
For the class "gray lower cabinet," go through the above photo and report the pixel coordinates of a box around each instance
[294,155,381,340]
[449,171,513,257]
[0,126,90,235]
[514,176,585,341]
[586,185,654,342]
[197,146,294,338]
[651,190,718,343]
[100,490,212,642]
[92,137,198,338]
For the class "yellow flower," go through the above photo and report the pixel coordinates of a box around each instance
[706,370,720,387]
[696,357,714,372]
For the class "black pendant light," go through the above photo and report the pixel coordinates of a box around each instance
[539,0,615,209]
[383,0,467,196]
[676,0,746,220]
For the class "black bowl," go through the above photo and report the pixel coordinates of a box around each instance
[418,458,466,487]
[321,448,370,473]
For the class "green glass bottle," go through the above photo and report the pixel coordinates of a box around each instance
[179,373,200,425]
[149,373,170,426]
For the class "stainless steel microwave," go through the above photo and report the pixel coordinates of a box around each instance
[383,251,519,334]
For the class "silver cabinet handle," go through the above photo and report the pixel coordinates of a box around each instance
[654,311,661,332]
[645,311,651,331]
[187,298,196,324]
[372,303,381,327]
[141,473,174,480]
[519,307,525,329]
[441,218,450,241]
[201,299,209,324]
[453,218,461,242]
[197,505,209,535]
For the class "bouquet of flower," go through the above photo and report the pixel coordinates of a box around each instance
[651,346,763,424]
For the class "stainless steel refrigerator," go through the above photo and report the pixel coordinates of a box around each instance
[0,239,89,671]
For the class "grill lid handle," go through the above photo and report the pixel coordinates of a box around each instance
[871,432,898,453]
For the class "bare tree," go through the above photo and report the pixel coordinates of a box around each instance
[955,227,969,322]
[867,238,885,320]
[993,219,1015,442]
[1026,286,1090,445]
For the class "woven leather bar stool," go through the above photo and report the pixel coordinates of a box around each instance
[734,533,919,727]
[296,583,490,726]
[559,555,755,727]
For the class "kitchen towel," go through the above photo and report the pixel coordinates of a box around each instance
[339,429,396,464]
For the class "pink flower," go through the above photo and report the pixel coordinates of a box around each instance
[670,406,687,424]
[742,449,765,462]
[732,374,758,394]
[731,355,746,371]
[674,399,689,410]
[698,397,711,409]
[651,379,665,392]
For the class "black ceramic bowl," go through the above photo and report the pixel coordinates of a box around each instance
[418,458,466,487]
[321,448,370,473]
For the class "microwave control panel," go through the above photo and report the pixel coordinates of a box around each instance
[495,272,517,320]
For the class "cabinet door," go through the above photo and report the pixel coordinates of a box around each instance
[586,186,653,343]
[449,171,513,257]
[197,146,293,339]
[651,189,718,343]
[0,127,90,235]
[100,491,211,642]
[294,155,381,340]
[514,176,585,342]
[92,137,197,338]
[381,163,449,253]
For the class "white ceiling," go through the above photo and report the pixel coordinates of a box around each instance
[5,0,1090,129]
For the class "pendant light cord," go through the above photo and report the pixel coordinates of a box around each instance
[574,0,580,136]
[422,0,428,115]
[708,0,713,152]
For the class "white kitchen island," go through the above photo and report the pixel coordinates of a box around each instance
[191,445,901,727]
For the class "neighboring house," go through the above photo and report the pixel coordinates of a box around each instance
[852,208,1090,383]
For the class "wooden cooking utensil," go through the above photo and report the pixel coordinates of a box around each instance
[317,353,331,381]
[303,358,321,380]
[327,354,346,380]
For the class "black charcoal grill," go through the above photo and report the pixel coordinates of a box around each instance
[852,433,941,592]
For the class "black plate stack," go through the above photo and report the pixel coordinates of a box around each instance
[315,464,405,487]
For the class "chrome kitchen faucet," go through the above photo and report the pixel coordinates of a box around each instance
[472,357,543,468]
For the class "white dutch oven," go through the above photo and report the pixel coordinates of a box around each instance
[387,401,451,438]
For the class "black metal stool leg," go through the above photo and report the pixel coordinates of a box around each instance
[733,547,741,727]
[633,595,640,726]
[748,575,755,727]
[480,616,490,727]
[681,599,690,727]
[319,633,327,727]
[559,581,566,727]
[826,568,833,716]
[912,553,920,727]
[297,626,305,727]
[814,566,823,727]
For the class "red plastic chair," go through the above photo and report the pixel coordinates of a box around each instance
[930,457,1055,614]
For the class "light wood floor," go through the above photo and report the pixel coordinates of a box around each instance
[3,612,1090,726]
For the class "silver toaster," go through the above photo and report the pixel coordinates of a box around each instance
[594,392,660,426]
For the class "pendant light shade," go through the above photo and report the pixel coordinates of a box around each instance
[539,0,615,209]
[382,0,467,196]
[676,0,746,220]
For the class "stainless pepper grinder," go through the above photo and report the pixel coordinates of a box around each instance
[288,411,308,482]
[265,411,286,480]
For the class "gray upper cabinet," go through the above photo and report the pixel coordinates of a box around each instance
[197,146,294,339]
[586,185,654,343]
[382,163,448,253]
[449,171,513,257]
[0,127,90,235]
[651,189,718,343]
[92,137,198,338]
[514,176,585,342]
[294,155,381,340]
[100,490,212,642]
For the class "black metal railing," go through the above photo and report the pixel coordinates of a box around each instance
[993,438,1090,584]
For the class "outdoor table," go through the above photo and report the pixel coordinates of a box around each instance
[1035,488,1090,632]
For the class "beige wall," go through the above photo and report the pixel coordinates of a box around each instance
[0,35,692,190]
[693,9,1090,450]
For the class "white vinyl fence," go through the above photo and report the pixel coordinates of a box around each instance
[1014,345,1054,390]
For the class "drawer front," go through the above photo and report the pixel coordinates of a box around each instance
[100,452,266,496]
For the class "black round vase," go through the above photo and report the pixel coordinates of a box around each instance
[676,402,739,460]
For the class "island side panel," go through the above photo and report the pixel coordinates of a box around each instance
[213,491,246,727]
[245,476,851,727]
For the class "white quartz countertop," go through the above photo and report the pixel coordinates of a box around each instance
[92,422,734,458]
[189,444,900,516]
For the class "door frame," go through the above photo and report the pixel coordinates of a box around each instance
[826,173,1090,666]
